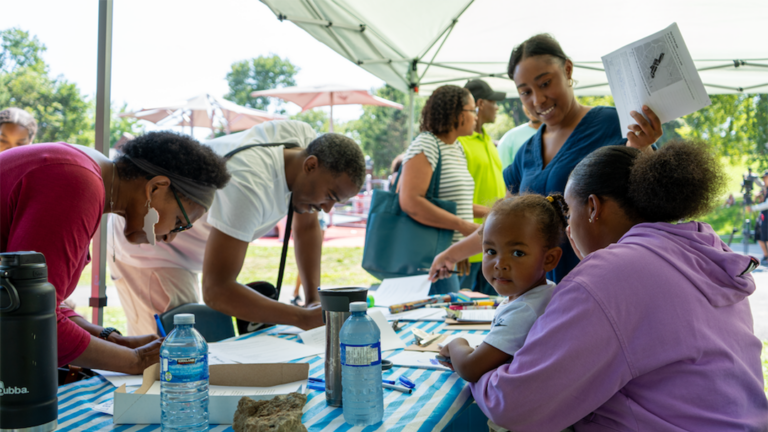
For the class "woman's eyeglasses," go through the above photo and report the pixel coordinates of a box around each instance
[463,108,478,115]
[170,189,193,233]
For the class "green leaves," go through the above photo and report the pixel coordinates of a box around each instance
[0,28,91,145]
[224,54,299,111]
[347,85,425,176]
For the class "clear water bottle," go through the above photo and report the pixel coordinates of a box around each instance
[160,313,209,431]
[340,301,384,426]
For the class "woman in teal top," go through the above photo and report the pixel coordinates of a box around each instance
[429,33,662,284]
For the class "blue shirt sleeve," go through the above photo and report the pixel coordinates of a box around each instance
[503,151,524,195]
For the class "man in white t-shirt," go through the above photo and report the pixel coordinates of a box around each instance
[203,120,364,331]
[109,120,365,334]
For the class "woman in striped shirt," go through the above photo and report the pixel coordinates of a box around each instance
[399,85,486,294]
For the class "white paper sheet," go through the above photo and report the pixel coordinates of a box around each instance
[602,22,710,134]
[269,326,304,335]
[144,380,305,396]
[298,310,406,352]
[456,310,495,322]
[387,351,451,371]
[382,307,447,322]
[92,370,143,388]
[438,334,487,349]
[208,336,323,364]
[208,351,238,366]
[371,275,431,307]
[92,399,114,415]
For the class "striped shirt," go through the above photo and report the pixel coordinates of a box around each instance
[402,132,475,243]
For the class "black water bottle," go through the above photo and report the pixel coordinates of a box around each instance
[0,252,58,432]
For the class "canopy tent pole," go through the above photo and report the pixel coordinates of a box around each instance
[329,92,334,133]
[407,60,417,145]
[408,87,415,145]
[91,0,113,326]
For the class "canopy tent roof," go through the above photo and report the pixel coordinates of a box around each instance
[260,0,768,97]
[251,84,404,111]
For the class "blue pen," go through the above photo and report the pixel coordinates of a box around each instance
[398,376,416,389]
[307,382,325,392]
[154,314,166,337]
[308,377,324,383]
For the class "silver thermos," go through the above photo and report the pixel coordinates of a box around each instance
[318,287,368,407]
[0,252,58,432]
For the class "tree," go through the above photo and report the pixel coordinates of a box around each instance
[0,28,91,144]
[346,85,425,176]
[291,109,328,134]
[224,54,299,112]
[678,94,768,169]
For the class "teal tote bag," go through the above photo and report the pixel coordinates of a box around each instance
[362,146,457,280]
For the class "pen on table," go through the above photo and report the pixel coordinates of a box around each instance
[417,267,459,275]
[424,300,496,309]
[312,377,412,394]
[435,355,452,364]
[382,383,413,394]
[154,314,166,337]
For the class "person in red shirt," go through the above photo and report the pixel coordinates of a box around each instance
[0,132,230,374]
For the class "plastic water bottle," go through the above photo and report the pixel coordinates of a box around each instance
[340,301,384,426]
[160,313,209,431]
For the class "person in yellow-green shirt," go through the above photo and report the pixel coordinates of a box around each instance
[457,79,508,295]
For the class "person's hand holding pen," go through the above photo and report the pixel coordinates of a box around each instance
[427,248,461,282]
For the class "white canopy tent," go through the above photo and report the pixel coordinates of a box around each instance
[260,0,768,141]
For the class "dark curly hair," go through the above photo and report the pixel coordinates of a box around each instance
[568,140,726,223]
[482,194,569,249]
[508,33,568,79]
[419,85,471,135]
[115,131,230,191]
[306,133,366,188]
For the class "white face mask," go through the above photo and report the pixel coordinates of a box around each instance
[143,203,160,246]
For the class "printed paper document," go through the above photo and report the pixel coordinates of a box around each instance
[298,309,406,352]
[456,309,495,322]
[208,336,322,364]
[372,275,431,307]
[602,22,710,134]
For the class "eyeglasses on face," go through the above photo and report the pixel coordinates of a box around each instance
[169,188,193,234]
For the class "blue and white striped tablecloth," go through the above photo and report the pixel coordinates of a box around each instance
[54,320,487,431]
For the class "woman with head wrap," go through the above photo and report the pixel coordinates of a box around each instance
[0,132,230,374]
[0,107,38,152]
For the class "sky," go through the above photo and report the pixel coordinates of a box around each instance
[1,0,386,134]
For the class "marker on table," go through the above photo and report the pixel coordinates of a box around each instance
[383,383,413,394]
[313,377,412,394]
[435,355,452,364]
[154,314,166,337]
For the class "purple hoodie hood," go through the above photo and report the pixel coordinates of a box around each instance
[617,221,756,307]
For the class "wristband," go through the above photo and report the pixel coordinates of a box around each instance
[100,327,122,340]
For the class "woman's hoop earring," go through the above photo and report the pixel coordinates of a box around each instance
[568,78,575,87]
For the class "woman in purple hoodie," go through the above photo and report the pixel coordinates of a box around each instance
[470,140,768,431]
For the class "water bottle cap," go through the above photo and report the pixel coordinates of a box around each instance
[174,313,195,325]
[349,301,367,312]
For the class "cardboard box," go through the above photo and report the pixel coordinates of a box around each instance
[113,363,309,425]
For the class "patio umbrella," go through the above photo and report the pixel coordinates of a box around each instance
[120,93,286,135]
[250,84,403,132]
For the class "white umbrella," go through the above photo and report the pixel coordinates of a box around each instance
[120,93,286,135]
[250,84,404,132]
